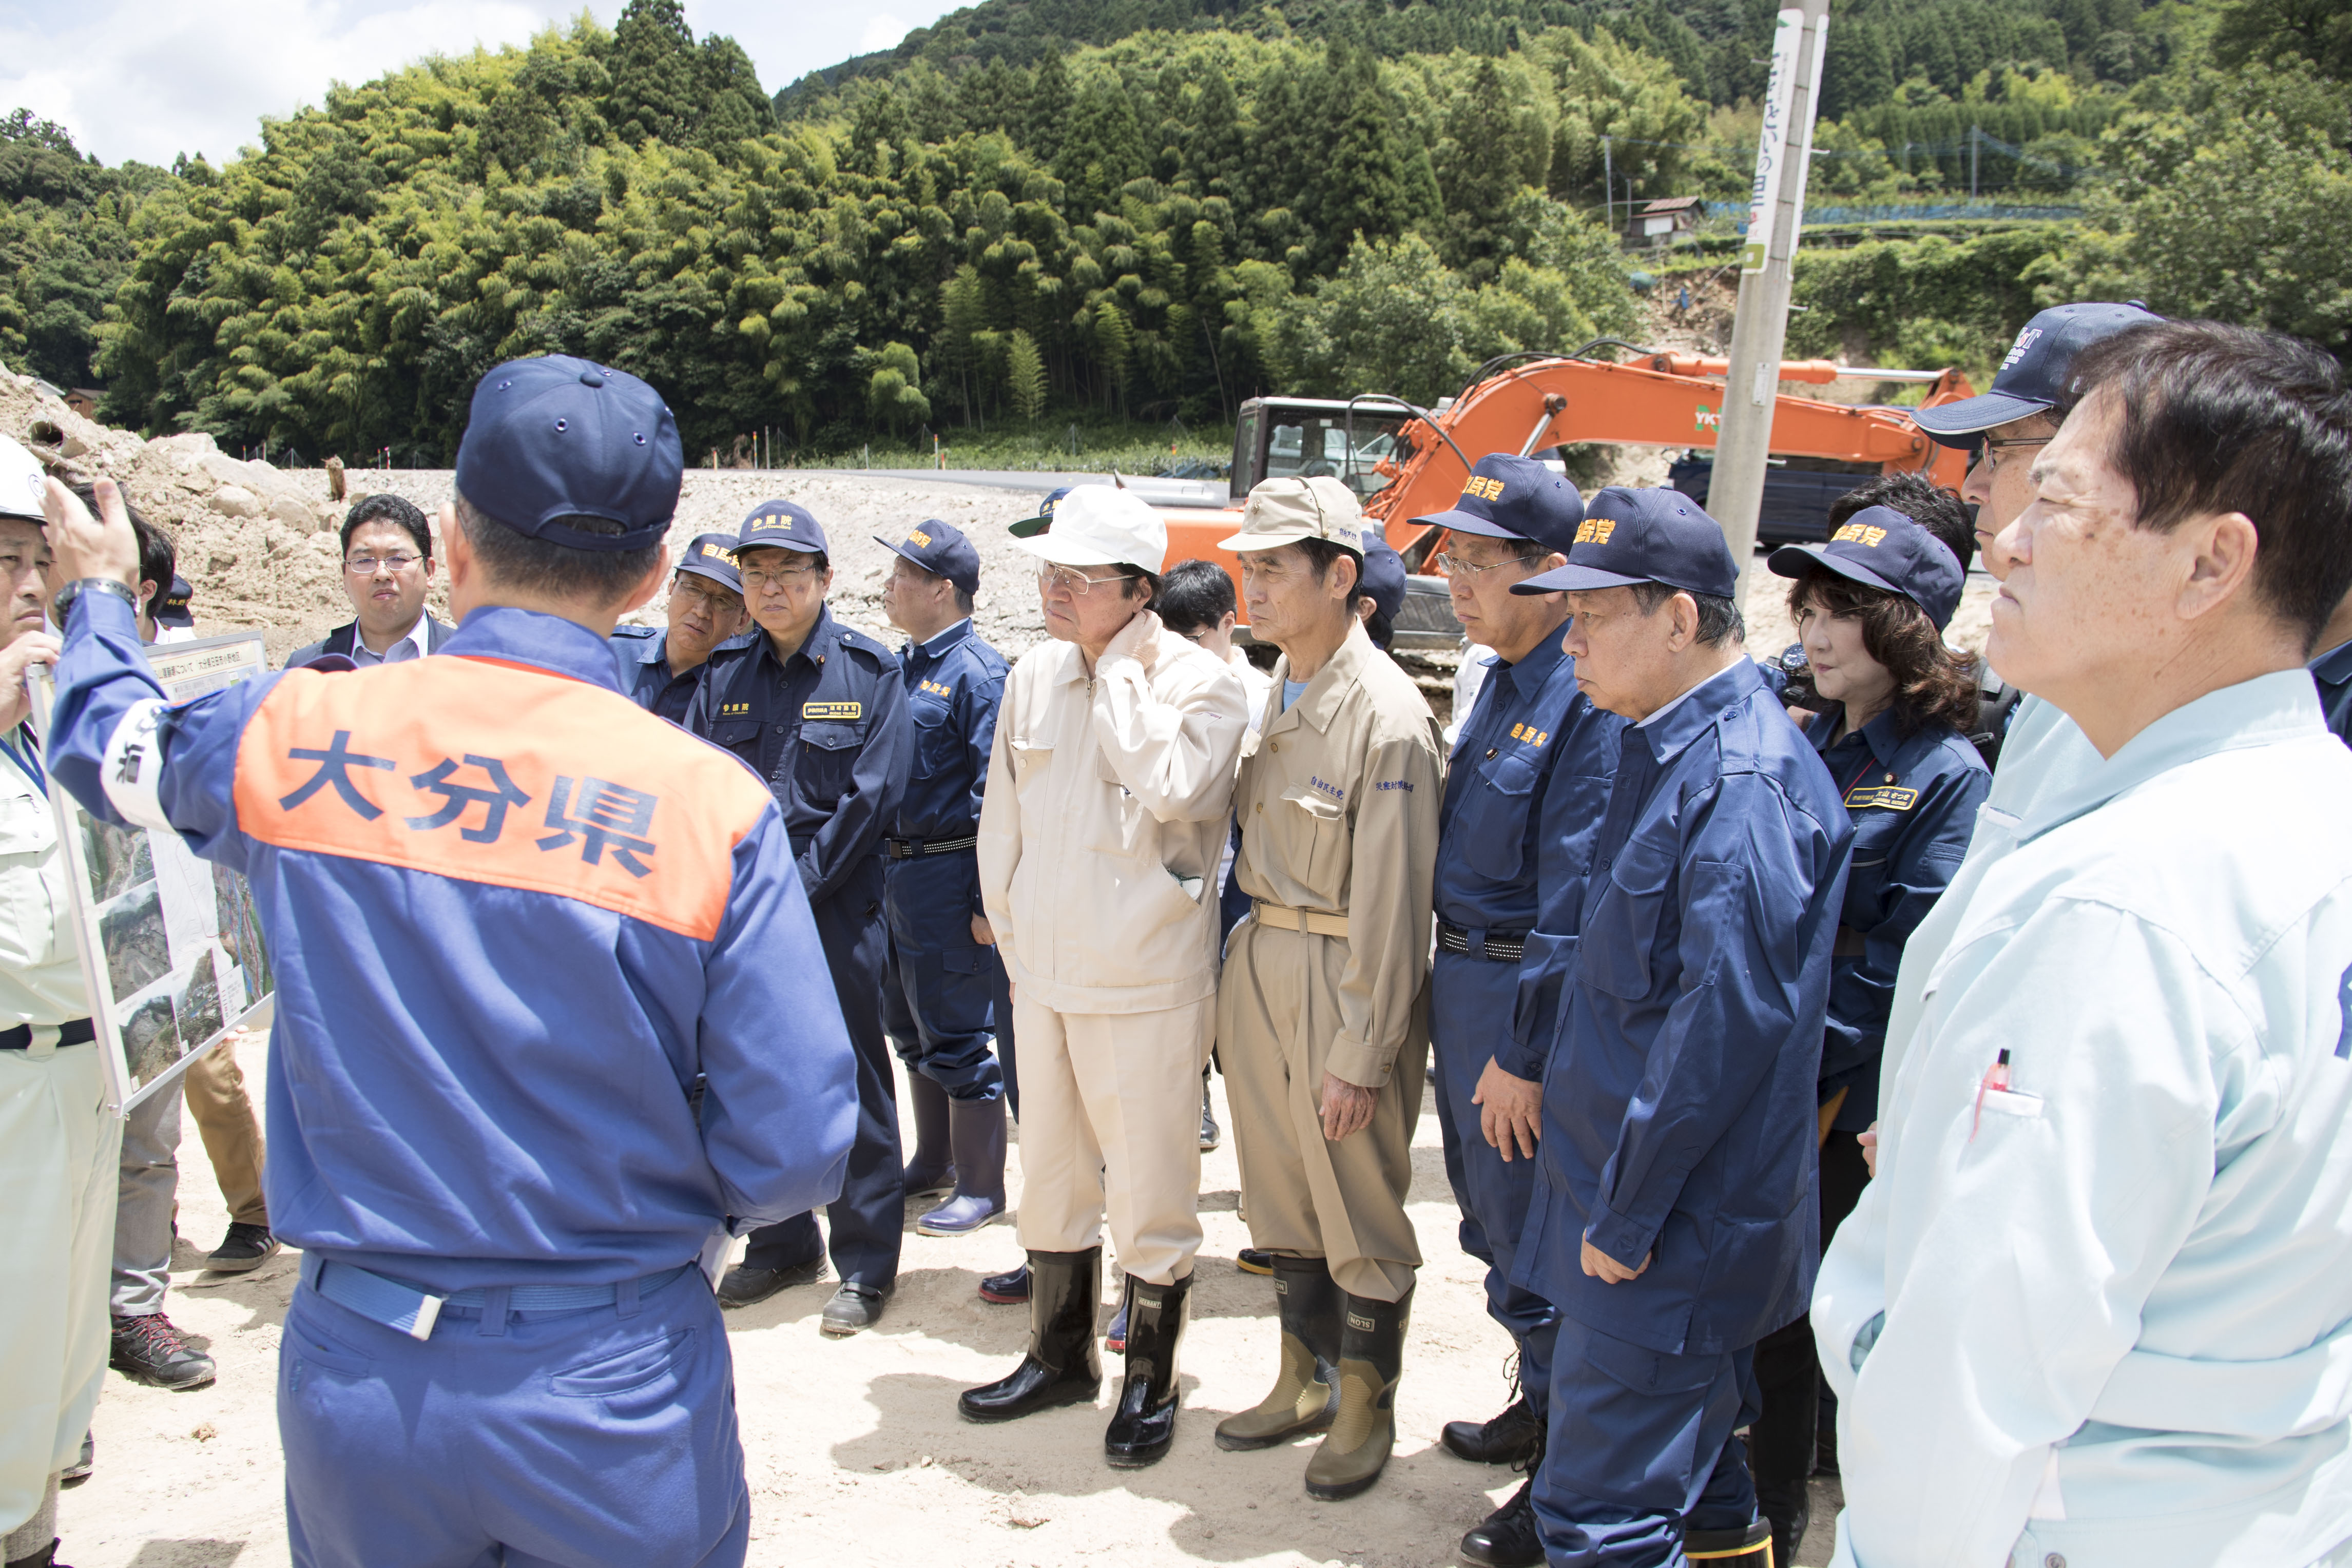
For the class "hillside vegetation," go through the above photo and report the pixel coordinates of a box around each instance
[1,0,2343,466]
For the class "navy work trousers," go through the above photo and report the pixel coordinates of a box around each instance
[880,853,1004,1102]
[279,1266,747,1568]
[1431,948,1558,1418]
[745,856,904,1289]
[1534,1316,1760,1566]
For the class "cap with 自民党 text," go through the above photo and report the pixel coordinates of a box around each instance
[1767,505,1964,630]
[453,355,682,551]
[1358,527,1406,623]
[1411,453,1584,556]
[876,518,981,596]
[1009,487,1074,539]
[1912,301,2161,448]
[737,499,828,556]
[1011,485,1167,575]
[672,532,743,594]
[1216,476,1366,556]
[1511,486,1737,600]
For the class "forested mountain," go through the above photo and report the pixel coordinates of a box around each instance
[0,0,2342,465]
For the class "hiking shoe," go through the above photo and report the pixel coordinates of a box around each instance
[110,1313,216,1390]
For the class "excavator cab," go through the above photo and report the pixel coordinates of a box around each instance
[1230,400,1416,506]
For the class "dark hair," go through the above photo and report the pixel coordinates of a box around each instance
[1115,564,1160,609]
[1294,537,1362,601]
[452,493,664,608]
[1787,569,1980,735]
[1155,559,1237,634]
[1630,580,1744,647]
[1828,472,1976,572]
[71,485,171,598]
[953,585,975,615]
[1364,607,1395,651]
[341,493,432,560]
[2068,320,2352,650]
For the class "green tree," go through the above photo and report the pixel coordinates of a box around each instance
[866,341,931,432]
[1006,328,1048,421]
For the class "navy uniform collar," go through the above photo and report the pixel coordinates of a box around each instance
[1807,703,1907,772]
[2311,637,2352,687]
[445,607,629,694]
[757,603,841,673]
[629,629,669,667]
[1634,657,1762,765]
[1489,624,1570,692]
[910,617,975,662]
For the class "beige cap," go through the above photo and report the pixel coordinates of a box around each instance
[1216,475,1366,554]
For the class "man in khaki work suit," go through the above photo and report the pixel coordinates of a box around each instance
[1213,476,1445,1501]
[963,485,1248,1470]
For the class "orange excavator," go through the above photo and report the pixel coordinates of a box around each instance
[1156,345,1978,649]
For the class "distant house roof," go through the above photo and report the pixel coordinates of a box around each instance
[1638,197,1704,216]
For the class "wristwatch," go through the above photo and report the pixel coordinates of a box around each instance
[53,577,140,624]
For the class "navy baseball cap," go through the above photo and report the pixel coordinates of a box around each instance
[1412,454,1584,556]
[1358,527,1406,623]
[1009,486,1074,538]
[1512,486,1737,599]
[155,574,195,628]
[453,355,682,551]
[1913,301,2161,448]
[673,532,742,594]
[1768,505,1964,630]
[876,517,981,596]
[737,499,827,556]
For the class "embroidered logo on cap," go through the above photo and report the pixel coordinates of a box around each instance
[1832,524,1888,547]
[1574,518,1617,545]
[698,542,735,562]
[2002,327,2042,371]
[908,528,933,547]
[1462,476,1506,502]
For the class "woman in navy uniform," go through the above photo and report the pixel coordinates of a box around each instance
[1748,503,1991,1563]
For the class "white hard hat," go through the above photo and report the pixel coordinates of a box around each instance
[1010,484,1167,575]
[0,437,45,525]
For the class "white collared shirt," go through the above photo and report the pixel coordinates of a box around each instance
[351,611,432,667]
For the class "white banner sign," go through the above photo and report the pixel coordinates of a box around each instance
[1741,8,1830,272]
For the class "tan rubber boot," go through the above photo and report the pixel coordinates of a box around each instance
[1216,1254,1341,1450]
[1303,1284,1413,1500]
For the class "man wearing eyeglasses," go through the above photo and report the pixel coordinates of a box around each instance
[1407,455,1614,1567]
[609,532,753,723]
[285,494,455,669]
[688,501,911,1337]
[962,486,1246,1469]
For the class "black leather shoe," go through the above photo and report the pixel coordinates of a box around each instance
[110,1312,216,1390]
[1199,1080,1221,1152]
[1459,1478,1543,1568]
[979,1261,1030,1303]
[1684,1517,1773,1566]
[820,1282,888,1337]
[1757,1477,1811,1568]
[1236,1247,1275,1275]
[204,1222,279,1273]
[961,1248,1103,1423]
[1441,1395,1540,1465]
[1104,1272,1190,1468]
[716,1255,825,1309]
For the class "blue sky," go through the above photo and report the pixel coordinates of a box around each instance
[0,0,965,167]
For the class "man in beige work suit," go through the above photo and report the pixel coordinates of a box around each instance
[963,486,1247,1471]
[1213,477,1445,1501]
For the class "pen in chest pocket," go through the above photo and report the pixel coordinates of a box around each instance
[1971,1047,2013,1141]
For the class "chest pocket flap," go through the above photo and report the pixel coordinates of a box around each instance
[1582,829,1674,1000]
[800,720,864,752]
[1459,747,1540,880]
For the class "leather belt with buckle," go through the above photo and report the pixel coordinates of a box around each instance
[0,1017,95,1051]
[1437,921,1526,963]
[884,834,978,859]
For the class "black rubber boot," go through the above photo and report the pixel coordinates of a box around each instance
[959,1248,1103,1422]
[919,1095,1008,1236]
[1683,1517,1773,1565]
[1104,1271,1191,1468]
[1303,1285,1413,1500]
[900,1072,955,1198]
[1755,1478,1809,1568]
[1216,1253,1342,1450]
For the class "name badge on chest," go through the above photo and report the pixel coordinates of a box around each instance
[1843,783,1918,811]
[802,701,862,721]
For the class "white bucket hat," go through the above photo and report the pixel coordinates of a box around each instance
[1010,485,1167,575]
[0,437,47,525]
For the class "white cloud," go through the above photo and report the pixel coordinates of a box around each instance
[0,0,967,169]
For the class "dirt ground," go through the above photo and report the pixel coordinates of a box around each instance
[55,1035,1846,1568]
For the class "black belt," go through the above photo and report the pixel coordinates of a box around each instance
[1436,921,1526,963]
[0,1018,95,1051]
[1833,923,1869,958]
[884,834,978,860]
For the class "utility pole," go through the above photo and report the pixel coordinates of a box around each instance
[1971,124,1980,201]
[1710,0,1830,597]
[1603,135,1614,237]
